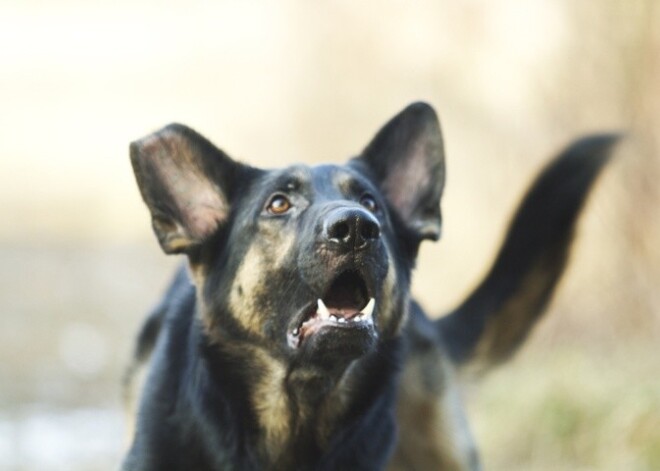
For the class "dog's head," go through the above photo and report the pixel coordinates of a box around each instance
[131,102,445,371]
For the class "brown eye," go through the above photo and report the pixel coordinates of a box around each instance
[267,195,292,215]
[360,194,378,213]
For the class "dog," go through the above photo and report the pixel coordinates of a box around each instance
[122,102,618,470]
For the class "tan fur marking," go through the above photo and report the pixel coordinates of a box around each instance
[190,227,296,457]
[466,252,561,376]
[187,260,206,286]
[269,227,296,269]
[249,347,291,459]
[389,352,477,471]
[228,243,267,334]
[377,247,406,337]
[332,169,354,194]
[203,341,292,461]
[227,230,296,335]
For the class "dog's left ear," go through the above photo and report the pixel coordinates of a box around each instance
[351,102,445,241]
[130,124,252,254]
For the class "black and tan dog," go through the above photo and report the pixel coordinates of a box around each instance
[122,103,617,470]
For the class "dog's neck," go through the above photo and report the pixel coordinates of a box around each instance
[201,333,401,469]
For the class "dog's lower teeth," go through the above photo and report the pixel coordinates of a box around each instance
[295,299,376,340]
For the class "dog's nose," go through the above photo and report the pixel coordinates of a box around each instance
[324,207,381,251]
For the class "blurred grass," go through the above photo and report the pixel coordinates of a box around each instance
[471,345,660,470]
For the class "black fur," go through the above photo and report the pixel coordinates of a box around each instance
[123,103,618,470]
[438,134,619,370]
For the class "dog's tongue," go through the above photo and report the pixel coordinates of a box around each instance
[317,297,363,320]
[323,271,368,315]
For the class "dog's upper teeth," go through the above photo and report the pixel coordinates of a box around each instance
[330,314,339,322]
[337,317,346,324]
[292,327,299,336]
[317,298,331,319]
[360,298,375,319]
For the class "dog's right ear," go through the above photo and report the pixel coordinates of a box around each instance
[130,124,248,254]
[351,102,445,242]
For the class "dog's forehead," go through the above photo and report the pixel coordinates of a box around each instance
[265,163,368,193]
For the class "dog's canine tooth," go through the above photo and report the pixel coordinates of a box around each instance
[330,315,339,322]
[317,299,331,319]
[360,298,375,319]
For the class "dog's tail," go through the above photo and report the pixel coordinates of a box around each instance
[437,134,620,374]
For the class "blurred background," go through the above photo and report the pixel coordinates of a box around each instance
[1,1,658,469]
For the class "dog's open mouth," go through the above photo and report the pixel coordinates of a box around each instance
[288,271,376,349]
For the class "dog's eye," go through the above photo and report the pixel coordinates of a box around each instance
[360,194,378,213]
[267,194,292,215]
